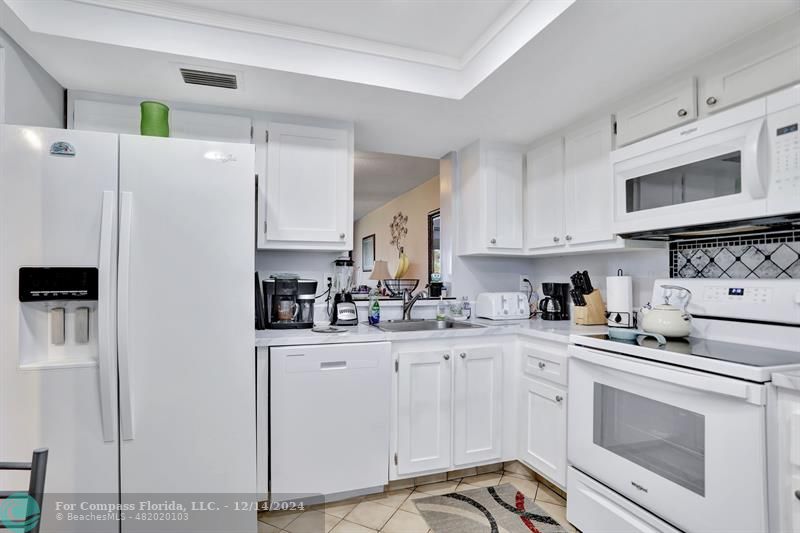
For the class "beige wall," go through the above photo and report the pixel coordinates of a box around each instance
[354,176,439,286]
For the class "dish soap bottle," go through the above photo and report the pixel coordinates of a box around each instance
[368,290,381,325]
[436,295,447,321]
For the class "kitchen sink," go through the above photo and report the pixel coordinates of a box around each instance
[371,319,484,332]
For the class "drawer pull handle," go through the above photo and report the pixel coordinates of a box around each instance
[538,362,546,369]
[320,361,347,370]
[555,395,563,403]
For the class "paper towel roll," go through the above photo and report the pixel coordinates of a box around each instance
[606,275,633,327]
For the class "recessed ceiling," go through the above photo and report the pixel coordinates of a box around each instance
[1,0,798,159]
[5,0,570,97]
[167,0,518,58]
[354,151,440,220]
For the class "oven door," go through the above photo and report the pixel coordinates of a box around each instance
[568,346,768,533]
[612,101,768,235]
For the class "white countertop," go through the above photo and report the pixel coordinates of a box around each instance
[255,318,608,347]
[773,370,800,392]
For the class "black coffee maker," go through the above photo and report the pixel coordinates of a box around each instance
[539,282,570,320]
[262,274,317,329]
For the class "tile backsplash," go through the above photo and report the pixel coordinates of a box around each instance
[670,228,800,279]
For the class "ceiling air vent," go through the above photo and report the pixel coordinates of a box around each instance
[180,68,238,89]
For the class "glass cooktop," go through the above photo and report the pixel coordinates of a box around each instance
[585,334,800,368]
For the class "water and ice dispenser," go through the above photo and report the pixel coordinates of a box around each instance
[18,267,100,366]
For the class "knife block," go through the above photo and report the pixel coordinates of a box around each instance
[574,290,606,325]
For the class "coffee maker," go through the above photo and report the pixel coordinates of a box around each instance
[330,258,358,326]
[263,274,317,329]
[539,282,570,320]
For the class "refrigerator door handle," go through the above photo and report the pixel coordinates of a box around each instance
[118,192,135,441]
[98,191,117,443]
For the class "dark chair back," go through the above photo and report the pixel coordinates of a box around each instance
[0,448,48,533]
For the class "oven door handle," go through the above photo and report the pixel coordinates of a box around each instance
[569,346,764,405]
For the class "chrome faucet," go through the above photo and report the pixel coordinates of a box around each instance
[402,289,424,320]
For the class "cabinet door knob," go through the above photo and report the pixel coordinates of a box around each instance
[490,238,497,245]
[677,108,688,117]
[555,395,563,403]
[706,96,718,106]
[339,233,346,239]
[443,354,450,360]
[795,489,800,501]
[565,235,573,241]
[553,236,560,243]
[538,361,546,369]
[460,352,466,359]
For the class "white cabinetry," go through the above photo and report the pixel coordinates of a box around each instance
[397,349,452,475]
[525,139,565,251]
[453,347,503,465]
[258,122,353,251]
[458,141,524,255]
[616,79,697,146]
[701,43,800,114]
[564,117,616,246]
[395,342,504,476]
[518,341,568,489]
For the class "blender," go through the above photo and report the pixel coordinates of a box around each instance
[330,258,358,325]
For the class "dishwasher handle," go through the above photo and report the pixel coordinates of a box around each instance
[320,361,347,370]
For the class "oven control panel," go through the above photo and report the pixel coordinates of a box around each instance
[653,279,800,325]
[703,285,773,304]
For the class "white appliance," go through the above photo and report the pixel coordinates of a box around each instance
[567,278,800,533]
[769,371,800,533]
[612,85,800,235]
[0,126,256,530]
[475,292,529,320]
[270,342,391,502]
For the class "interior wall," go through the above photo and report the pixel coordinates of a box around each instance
[353,176,440,287]
[0,28,63,128]
[255,251,342,294]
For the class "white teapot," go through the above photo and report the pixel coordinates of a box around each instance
[640,285,692,338]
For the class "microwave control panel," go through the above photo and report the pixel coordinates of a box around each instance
[768,103,800,213]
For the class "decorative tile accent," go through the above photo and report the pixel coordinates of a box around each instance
[670,227,800,278]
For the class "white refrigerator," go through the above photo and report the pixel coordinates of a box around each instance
[0,125,256,531]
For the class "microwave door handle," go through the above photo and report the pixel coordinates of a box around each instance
[743,117,767,199]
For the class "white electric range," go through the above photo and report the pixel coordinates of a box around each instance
[566,278,800,533]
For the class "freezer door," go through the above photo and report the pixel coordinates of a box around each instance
[0,125,119,495]
[117,135,256,497]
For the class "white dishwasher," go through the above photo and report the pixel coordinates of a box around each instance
[270,342,391,501]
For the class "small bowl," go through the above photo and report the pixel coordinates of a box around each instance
[608,327,667,345]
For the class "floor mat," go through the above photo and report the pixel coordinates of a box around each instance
[414,483,567,533]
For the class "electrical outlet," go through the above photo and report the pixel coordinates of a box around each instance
[519,276,532,292]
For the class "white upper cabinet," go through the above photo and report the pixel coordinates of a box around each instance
[396,349,452,475]
[453,346,503,466]
[458,141,524,255]
[701,42,800,114]
[563,117,616,246]
[525,138,565,251]
[616,78,697,147]
[258,122,353,250]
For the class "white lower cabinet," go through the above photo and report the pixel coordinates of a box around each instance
[396,349,453,475]
[395,342,504,476]
[519,376,567,488]
[453,347,503,465]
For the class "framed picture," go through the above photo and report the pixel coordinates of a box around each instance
[362,234,375,272]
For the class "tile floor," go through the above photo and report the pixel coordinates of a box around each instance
[258,467,574,533]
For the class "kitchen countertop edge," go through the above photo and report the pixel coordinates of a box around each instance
[255,319,608,348]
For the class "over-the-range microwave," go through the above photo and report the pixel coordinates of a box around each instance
[611,84,799,236]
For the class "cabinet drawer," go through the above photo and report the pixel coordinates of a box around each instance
[521,342,567,385]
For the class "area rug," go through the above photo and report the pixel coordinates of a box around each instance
[414,483,566,533]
